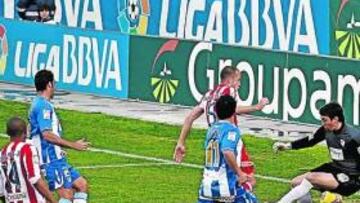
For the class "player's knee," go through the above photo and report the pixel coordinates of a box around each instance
[249,177,256,186]
[74,177,88,192]
[58,188,73,200]
[290,178,298,187]
[304,173,318,185]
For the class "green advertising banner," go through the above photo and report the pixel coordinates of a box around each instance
[129,35,360,127]
[331,0,360,59]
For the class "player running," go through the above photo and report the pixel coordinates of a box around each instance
[198,96,256,203]
[0,117,56,203]
[28,70,90,203]
[273,102,360,202]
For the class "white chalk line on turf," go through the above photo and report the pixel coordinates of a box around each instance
[0,133,290,183]
[88,147,290,184]
[77,162,175,169]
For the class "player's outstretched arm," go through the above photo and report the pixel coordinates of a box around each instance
[42,131,90,151]
[236,97,269,114]
[34,178,57,203]
[272,142,292,153]
[273,127,326,153]
[174,106,204,163]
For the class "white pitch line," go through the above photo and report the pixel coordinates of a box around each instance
[0,133,290,183]
[77,162,175,169]
[89,147,290,183]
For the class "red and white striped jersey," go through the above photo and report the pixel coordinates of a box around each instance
[199,83,241,126]
[0,141,45,203]
[198,83,255,177]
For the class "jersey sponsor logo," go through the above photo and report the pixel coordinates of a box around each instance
[227,131,236,142]
[329,147,344,161]
[43,109,51,120]
[6,192,27,201]
[336,173,349,183]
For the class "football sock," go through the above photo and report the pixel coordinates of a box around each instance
[297,192,312,203]
[59,198,72,203]
[73,192,88,203]
[278,179,313,203]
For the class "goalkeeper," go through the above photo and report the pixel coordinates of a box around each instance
[273,102,360,203]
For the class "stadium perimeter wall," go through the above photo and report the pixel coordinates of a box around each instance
[0,0,349,57]
[0,18,359,127]
[0,18,129,99]
[129,35,360,127]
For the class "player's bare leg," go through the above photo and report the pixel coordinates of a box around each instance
[293,172,339,190]
[291,172,310,187]
[72,177,89,203]
[278,172,339,203]
[57,187,73,203]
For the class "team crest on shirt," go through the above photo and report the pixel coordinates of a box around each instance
[227,131,236,141]
[336,173,349,183]
[43,110,51,120]
[340,139,346,147]
[357,146,360,155]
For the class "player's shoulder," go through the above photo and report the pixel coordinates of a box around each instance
[345,125,360,141]
[32,96,52,110]
[220,121,240,135]
[19,142,37,154]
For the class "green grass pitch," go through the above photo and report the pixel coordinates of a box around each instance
[0,99,359,202]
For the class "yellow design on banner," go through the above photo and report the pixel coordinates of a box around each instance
[335,31,360,59]
[151,77,179,103]
[138,15,148,35]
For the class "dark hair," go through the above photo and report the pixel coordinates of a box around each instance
[38,4,50,12]
[215,95,236,120]
[6,117,27,137]
[319,102,345,122]
[220,66,235,81]
[35,69,54,92]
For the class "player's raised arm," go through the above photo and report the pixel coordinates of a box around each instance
[273,127,326,152]
[42,131,90,151]
[235,97,269,114]
[174,106,204,163]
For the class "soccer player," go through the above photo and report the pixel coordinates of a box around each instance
[198,95,256,203]
[28,70,90,203]
[174,66,268,190]
[273,102,360,202]
[0,117,56,203]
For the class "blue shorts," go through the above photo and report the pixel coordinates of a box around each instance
[42,159,81,191]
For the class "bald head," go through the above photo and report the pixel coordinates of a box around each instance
[6,117,27,138]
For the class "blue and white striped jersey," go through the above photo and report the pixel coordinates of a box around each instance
[199,120,242,201]
[28,96,65,165]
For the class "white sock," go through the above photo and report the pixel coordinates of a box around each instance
[297,192,312,203]
[73,192,88,203]
[278,179,313,203]
[59,198,72,203]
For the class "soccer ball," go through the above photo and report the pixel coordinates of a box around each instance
[320,191,343,203]
[127,0,140,22]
